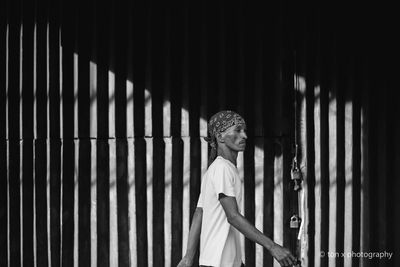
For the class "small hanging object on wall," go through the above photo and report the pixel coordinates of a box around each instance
[291,144,303,191]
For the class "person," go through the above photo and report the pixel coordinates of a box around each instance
[177,110,297,267]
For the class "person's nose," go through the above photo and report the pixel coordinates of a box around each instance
[242,131,247,139]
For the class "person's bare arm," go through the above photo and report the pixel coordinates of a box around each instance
[219,194,297,266]
[177,207,203,267]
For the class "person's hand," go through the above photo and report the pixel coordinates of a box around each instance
[269,243,297,266]
[176,256,193,267]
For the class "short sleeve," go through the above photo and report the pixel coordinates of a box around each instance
[211,164,235,197]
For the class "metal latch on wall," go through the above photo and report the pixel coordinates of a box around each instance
[290,214,301,229]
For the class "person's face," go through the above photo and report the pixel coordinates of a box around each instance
[219,123,247,151]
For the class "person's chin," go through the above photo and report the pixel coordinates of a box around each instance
[238,143,246,150]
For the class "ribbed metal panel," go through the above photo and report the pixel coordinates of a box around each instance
[1,1,398,267]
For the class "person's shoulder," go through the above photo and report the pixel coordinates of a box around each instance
[210,157,236,172]
[210,156,227,167]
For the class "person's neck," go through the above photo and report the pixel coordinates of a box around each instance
[217,147,238,166]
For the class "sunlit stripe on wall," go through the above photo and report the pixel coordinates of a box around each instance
[90,62,97,138]
[108,71,115,138]
[46,22,52,265]
[46,140,51,267]
[46,23,50,140]
[199,90,207,139]
[163,100,171,137]
[254,139,264,267]
[73,140,79,267]
[126,80,134,138]
[90,140,97,267]
[344,101,353,267]
[144,76,153,266]
[128,139,137,266]
[163,72,172,266]
[328,95,337,267]
[109,140,118,267]
[181,92,189,137]
[73,53,78,139]
[164,137,172,267]
[145,137,153,266]
[181,137,190,255]
[6,141,10,266]
[5,20,9,263]
[200,137,208,177]
[273,153,283,267]
[59,141,64,264]
[144,89,152,137]
[33,21,39,267]
[181,87,189,252]
[314,85,321,267]
[59,32,62,139]
[5,23,9,140]
[19,141,23,265]
[200,117,207,140]
[33,22,37,139]
[19,25,23,140]
[33,142,37,267]
[163,57,171,137]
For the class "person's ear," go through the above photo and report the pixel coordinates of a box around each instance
[216,132,225,143]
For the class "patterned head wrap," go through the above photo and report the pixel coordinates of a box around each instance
[204,110,246,164]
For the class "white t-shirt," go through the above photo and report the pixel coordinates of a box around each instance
[197,156,243,267]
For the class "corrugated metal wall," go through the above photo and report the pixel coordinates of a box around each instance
[1,1,399,267]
